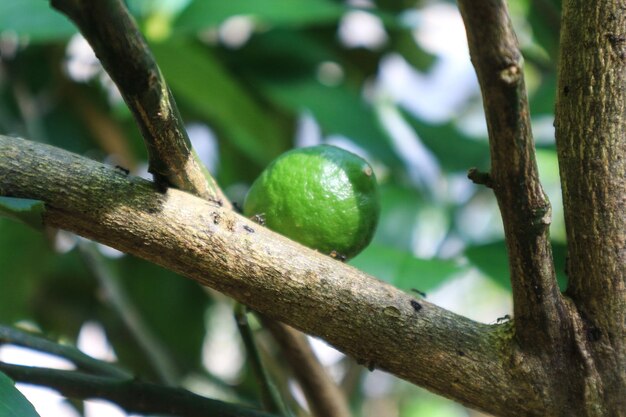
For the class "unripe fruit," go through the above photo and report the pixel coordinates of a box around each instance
[244,145,380,260]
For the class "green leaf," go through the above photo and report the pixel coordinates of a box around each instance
[0,197,45,231]
[0,220,50,323]
[152,40,286,165]
[106,256,210,376]
[350,244,465,292]
[401,111,491,172]
[0,0,75,41]
[465,240,568,292]
[175,0,345,33]
[373,184,423,249]
[0,371,41,417]
[258,78,400,166]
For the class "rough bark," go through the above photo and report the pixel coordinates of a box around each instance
[458,0,566,353]
[1,135,550,417]
[50,0,229,207]
[555,1,626,415]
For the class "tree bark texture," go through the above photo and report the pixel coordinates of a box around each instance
[457,0,566,352]
[1,135,556,417]
[555,1,626,414]
[50,0,228,206]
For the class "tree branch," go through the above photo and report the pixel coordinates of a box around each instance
[258,315,351,417]
[0,362,276,417]
[555,0,626,412]
[50,0,333,407]
[235,306,289,416]
[0,135,551,416]
[49,0,229,207]
[457,0,566,350]
[0,325,130,380]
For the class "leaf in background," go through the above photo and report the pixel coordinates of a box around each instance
[527,0,561,58]
[373,184,423,250]
[529,74,557,117]
[0,220,49,323]
[152,40,286,166]
[350,244,465,292]
[174,0,345,33]
[0,371,40,417]
[0,197,45,230]
[386,28,436,72]
[258,78,400,166]
[0,0,75,42]
[233,29,337,80]
[0,220,97,335]
[106,256,210,376]
[401,110,491,172]
[465,240,568,292]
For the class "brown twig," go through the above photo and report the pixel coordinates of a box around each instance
[50,0,229,207]
[258,316,351,417]
[457,0,566,350]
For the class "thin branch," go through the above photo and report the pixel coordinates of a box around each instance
[0,135,552,416]
[258,315,351,417]
[456,0,566,349]
[235,306,290,416]
[49,0,229,207]
[77,240,180,385]
[0,325,130,380]
[0,362,277,417]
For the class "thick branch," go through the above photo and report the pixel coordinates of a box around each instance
[555,0,626,412]
[457,0,565,349]
[0,135,551,416]
[49,0,229,207]
[0,363,275,417]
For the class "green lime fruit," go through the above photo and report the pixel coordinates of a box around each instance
[243,145,380,260]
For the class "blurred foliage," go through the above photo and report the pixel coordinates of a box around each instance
[0,370,40,417]
[0,0,563,416]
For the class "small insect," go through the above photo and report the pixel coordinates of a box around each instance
[410,288,427,298]
[251,213,266,226]
[410,300,422,312]
[209,197,223,207]
[114,165,130,175]
[495,314,511,324]
[329,250,347,262]
[243,225,255,233]
[356,358,376,371]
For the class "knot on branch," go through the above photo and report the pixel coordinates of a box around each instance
[530,204,552,228]
[467,168,493,188]
[499,64,522,85]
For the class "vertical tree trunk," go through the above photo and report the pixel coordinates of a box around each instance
[555,1,626,414]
